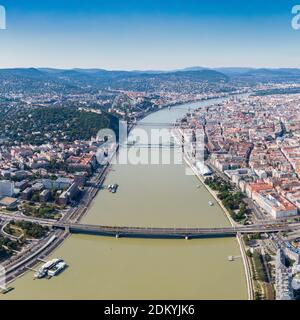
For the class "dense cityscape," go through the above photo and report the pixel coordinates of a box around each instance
[177,92,300,300]
[0,66,300,300]
[2,0,300,306]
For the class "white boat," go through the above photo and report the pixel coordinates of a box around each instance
[111,184,119,193]
[34,258,63,279]
[48,261,67,277]
[34,269,47,279]
[208,201,214,206]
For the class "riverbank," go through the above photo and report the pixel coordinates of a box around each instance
[172,127,252,300]
[183,155,253,300]
[3,161,112,285]
[237,234,254,300]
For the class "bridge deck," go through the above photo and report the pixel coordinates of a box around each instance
[53,222,300,239]
[1,211,299,240]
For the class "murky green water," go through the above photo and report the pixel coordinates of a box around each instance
[2,99,247,300]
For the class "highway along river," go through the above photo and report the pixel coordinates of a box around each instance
[3,98,248,300]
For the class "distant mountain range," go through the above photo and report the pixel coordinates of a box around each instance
[1,67,300,93]
[0,67,229,81]
[40,67,229,81]
[181,66,300,78]
[0,67,229,93]
[1,66,300,78]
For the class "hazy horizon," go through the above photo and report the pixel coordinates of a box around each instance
[2,66,300,72]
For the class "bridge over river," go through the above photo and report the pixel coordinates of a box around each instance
[122,143,180,149]
[53,222,300,239]
[1,212,300,239]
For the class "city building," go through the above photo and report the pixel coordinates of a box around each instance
[0,197,18,209]
[255,191,298,219]
[42,178,73,190]
[275,250,294,300]
[21,187,33,201]
[39,189,51,203]
[74,172,87,187]
[245,182,273,199]
[0,180,14,197]
[196,162,212,176]
[58,183,80,205]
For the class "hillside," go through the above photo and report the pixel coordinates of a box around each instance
[0,67,229,94]
[0,106,119,146]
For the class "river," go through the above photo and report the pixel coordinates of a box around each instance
[2,97,248,300]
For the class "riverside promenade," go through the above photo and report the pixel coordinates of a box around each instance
[171,126,255,300]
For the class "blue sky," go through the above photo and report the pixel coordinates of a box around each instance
[0,0,300,69]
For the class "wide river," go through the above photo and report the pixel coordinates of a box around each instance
[3,98,247,300]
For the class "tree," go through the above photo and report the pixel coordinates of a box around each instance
[246,249,253,258]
